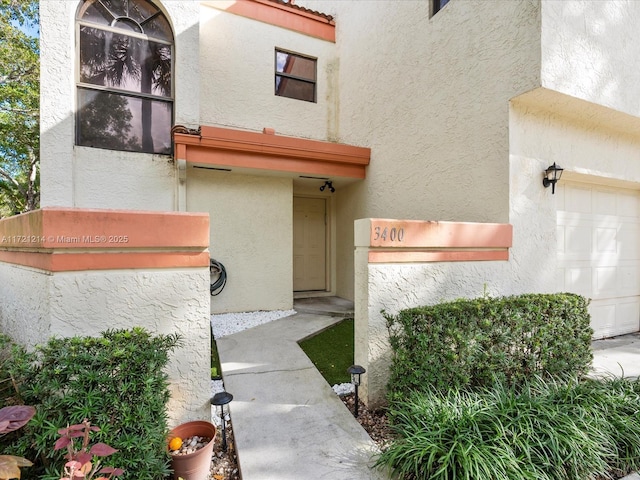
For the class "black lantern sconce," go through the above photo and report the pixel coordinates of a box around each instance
[347,364,366,418]
[542,162,564,194]
[211,391,233,452]
[320,180,335,193]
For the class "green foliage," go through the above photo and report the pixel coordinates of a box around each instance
[384,293,593,398]
[299,318,354,386]
[0,328,181,480]
[0,0,40,216]
[378,376,640,480]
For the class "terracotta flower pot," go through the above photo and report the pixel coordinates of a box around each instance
[168,420,216,480]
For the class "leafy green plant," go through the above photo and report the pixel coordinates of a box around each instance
[54,419,123,480]
[0,327,181,480]
[384,293,593,398]
[378,376,640,480]
[0,405,35,480]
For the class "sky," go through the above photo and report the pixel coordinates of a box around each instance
[12,18,39,38]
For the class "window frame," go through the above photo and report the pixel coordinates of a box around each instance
[432,0,450,16]
[274,48,317,103]
[75,0,175,154]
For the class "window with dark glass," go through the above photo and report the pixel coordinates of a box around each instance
[433,0,450,15]
[275,49,316,103]
[76,0,173,154]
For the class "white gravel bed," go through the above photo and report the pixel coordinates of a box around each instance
[211,309,296,339]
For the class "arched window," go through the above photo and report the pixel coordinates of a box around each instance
[76,0,173,154]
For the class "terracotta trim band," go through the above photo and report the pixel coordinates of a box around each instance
[0,250,210,272]
[368,250,509,264]
[0,208,209,249]
[174,125,370,179]
[0,208,210,272]
[368,219,512,248]
[217,0,335,42]
[356,218,512,264]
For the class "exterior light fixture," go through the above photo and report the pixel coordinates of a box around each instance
[543,162,564,194]
[211,391,233,452]
[347,364,366,418]
[319,180,335,193]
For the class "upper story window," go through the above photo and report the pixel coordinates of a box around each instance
[433,0,450,15]
[76,0,173,154]
[275,49,316,103]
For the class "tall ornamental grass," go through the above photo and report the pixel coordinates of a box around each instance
[377,376,640,480]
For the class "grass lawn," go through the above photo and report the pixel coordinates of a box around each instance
[299,318,354,386]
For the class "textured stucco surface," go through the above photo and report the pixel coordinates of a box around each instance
[325,0,542,301]
[40,0,200,210]
[0,263,210,426]
[187,169,293,313]
[0,263,52,348]
[199,4,339,141]
[357,260,514,407]
[541,0,640,119]
[49,268,211,425]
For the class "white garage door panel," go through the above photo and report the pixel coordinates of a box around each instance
[557,183,640,339]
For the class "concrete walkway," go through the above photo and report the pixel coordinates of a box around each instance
[216,301,640,480]
[216,311,389,480]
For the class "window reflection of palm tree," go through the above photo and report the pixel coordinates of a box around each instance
[78,0,172,153]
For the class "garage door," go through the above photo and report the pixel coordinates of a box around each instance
[557,182,640,339]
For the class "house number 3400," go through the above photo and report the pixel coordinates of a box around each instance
[373,226,404,242]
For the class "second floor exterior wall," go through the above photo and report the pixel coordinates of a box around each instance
[541,0,640,120]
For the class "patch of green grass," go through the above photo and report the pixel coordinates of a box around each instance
[299,318,354,386]
[211,330,222,379]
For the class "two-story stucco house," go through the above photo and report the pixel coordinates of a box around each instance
[2,0,640,416]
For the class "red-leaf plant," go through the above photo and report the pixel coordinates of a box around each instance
[0,405,36,480]
[54,419,124,480]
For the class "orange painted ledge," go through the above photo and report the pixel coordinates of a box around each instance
[0,207,209,249]
[174,125,371,179]
[0,250,210,272]
[216,0,335,42]
[367,219,513,249]
[0,208,210,272]
[368,250,509,264]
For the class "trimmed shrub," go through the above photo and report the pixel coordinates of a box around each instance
[384,293,593,398]
[0,327,180,480]
[377,376,640,480]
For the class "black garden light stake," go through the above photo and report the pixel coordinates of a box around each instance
[347,364,366,418]
[211,391,233,452]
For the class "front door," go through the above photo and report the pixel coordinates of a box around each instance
[293,197,326,291]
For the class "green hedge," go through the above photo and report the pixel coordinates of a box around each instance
[384,293,593,397]
[0,327,180,480]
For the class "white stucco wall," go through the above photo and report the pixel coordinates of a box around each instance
[356,258,516,407]
[0,263,52,348]
[319,0,542,300]
[0,262,210,426]
[187,169,293,313]
[541,0,640,119]
[199,4,339,141]
[40,0,200,211]
[49,268,211,425]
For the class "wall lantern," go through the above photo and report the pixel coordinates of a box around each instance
[542,162,564,194]
[211,391,233,452]
[347,364,366,418]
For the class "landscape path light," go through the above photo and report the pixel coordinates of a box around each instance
[211,391,233,452]
[347,364,366,418]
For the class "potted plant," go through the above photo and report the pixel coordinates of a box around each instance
[167,421,216,480]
